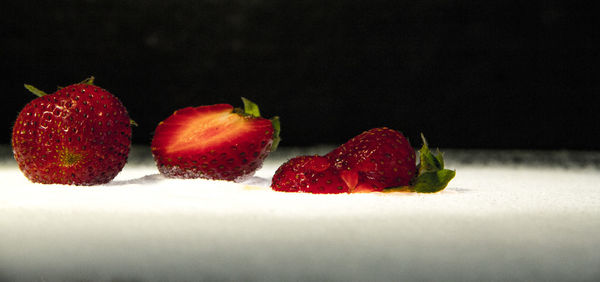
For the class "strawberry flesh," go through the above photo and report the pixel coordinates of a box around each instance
[151,103,275,181]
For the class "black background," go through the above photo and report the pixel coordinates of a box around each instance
[2,0,598,150]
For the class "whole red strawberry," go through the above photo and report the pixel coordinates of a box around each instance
[151,98,280,181]
[12,77,132,185]
[326,127,416,192]
[271,155,348,194]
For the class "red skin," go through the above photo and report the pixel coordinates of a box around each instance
[271,155,317,192]
[326,127,416,192]
[271,155,349,194]
[151,104,274,181]
[272,127,416,194]
[12,84,132,185]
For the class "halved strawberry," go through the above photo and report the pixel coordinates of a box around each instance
[151,98,280,181]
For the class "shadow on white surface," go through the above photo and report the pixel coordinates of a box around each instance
[242,176,271,187]
[106,173,272,188]
[106,173,166,186]
[443,186,471,193]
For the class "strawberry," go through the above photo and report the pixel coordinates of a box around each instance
[11,77,133,185]
[326,127,416,192]
[271,127,455,194]
[271,155,320,192]
[271,155,349,194]
[151,98,280,181]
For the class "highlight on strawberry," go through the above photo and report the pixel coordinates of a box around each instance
[151,98,280,181]
[12,77,133,185]
[271,127,455,194]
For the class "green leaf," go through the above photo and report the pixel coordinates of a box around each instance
[418,133,443,173]
[80,76,95,85]
[241,97,261,117]
[270,116,281,152]
[238,97,281,152]
[24,84,47,97]
[413,169,456,193]
[384,133,455,193]
[412,133,455,193]
[435,148,445,168]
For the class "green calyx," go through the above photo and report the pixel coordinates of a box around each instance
[24,84,47,97]
[242,97,261,117]
[270,116,281,151]
[25,76,96,97]
[240,97,281,152]
[80,76,95,85]
[412,134,455,193]
[24,76,138,127]
[386,133,455,193]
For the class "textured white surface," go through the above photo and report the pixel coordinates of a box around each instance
[1,149,600,281]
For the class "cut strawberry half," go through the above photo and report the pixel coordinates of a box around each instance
[151,98,280,181]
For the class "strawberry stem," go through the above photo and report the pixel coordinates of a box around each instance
[270,116,281,151]
[239,97,281,152]
[80,76,95,85]
[385,133,455,193]
[412,134,455,193]
[24,84,47,97]
[241,97,261,117]
[57,76,95,90]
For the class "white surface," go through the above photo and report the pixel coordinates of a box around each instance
[1,149,600,281]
